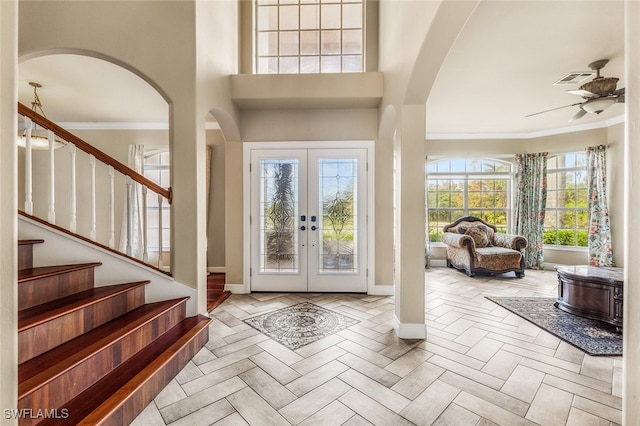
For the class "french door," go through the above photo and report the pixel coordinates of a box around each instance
[250,148,368,292]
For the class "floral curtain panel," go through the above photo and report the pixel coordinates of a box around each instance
[514,152,548,269]
[586,145,615,266]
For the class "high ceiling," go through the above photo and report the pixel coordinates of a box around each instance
[18,1,625,136]
[18,55,168,125]
[426,1,625,137]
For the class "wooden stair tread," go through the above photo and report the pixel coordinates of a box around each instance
[18,297,189,398]
[18,262,103,283]
[207,290,232,312]
[40,315,211,426]
[18,239,45,246]
[18,281,150,332]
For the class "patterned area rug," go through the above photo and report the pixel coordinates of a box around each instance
[244,302,360,350]
[486,297,622,356]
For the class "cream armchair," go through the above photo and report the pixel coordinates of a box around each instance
[441,216,527,278]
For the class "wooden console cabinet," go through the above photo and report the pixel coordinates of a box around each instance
[555,265,623,331]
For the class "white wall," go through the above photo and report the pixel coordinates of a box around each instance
[18,216,198,316]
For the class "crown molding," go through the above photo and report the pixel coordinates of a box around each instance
[47,121,221,130]
[57,122,169,130]
[426,114,624,140]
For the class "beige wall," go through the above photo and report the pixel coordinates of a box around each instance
[426,123,625,267]
[0,0,18,421]
[207,129,226,268]
[19,1,240,314]
[228,107,384,285]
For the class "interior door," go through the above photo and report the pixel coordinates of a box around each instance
[250,148,367,293]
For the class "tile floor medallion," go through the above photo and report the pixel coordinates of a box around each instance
[244,302,360,349]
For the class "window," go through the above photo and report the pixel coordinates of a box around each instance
[255,0,364,74]
[426,159,512,243]
[143,148,171,267]
[544,152,588,247]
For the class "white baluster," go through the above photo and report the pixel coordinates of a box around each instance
[126,176,132,257]
[47,130,55,223]
[68,144,77,233]
[89,154,97,240]
[108,166,115,248]
[24,118,33,214]
[158,193,164,269]
[142,185,148,263]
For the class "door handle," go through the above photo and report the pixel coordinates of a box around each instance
[311,225,317,231]
[300,225,306,231]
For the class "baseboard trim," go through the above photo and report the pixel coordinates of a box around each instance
[393,315,426,339]
[429,260,447,267]
[207,266,226,273]
[225,283,248,294]
[369,285,394,296]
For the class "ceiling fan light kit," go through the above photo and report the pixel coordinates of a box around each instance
[526,59,625,121]
[581,97,618,114]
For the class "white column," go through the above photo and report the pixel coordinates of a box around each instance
[24,118,33,214]
[47,129,55,223]
[68,144,77,233]
[89,154,96,240]
[108,166,115,248]
[393,104,426,339]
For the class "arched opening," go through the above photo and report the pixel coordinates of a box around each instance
[17,53,172,270]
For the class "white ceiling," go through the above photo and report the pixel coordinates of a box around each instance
[17,1,626,136]
[426,1,625,137]
[18,54,168,125]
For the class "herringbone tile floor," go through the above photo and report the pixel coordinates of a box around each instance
[131,268,622,426]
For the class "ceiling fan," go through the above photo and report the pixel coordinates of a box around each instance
[526,59,625,121]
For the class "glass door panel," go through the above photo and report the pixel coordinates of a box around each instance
[251,150,307,292]
[250,148,367,293]
[259,159,300,273]
[308,149,367,292]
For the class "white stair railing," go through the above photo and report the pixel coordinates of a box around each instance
[18,102,172,273]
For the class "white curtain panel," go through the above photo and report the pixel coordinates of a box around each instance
[118,145,145,259]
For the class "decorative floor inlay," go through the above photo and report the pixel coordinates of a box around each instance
[244,302,360,350]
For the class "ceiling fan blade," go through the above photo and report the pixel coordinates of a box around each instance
[566,89,599,98]
[525,102,583,118]
[614,87,625,96]
[569,109,587,122]
[616,95,625,103]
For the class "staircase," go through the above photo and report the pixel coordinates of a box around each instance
[17,239,211,425]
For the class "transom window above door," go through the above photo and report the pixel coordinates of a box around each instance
[255,0,364,74]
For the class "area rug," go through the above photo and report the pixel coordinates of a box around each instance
[486,297,622,356]
[244,302,360,350]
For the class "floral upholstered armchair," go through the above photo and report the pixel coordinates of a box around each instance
[441,216,528,278]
